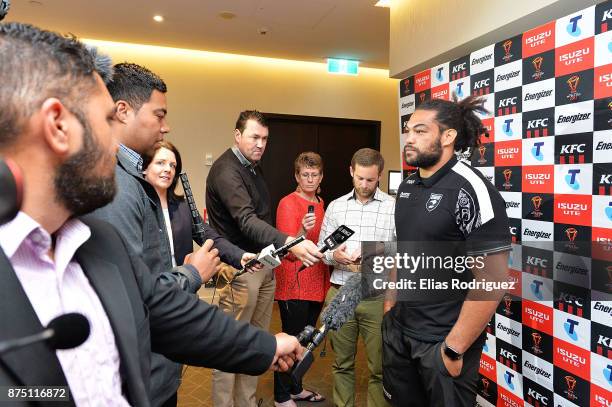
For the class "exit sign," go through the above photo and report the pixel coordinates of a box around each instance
[327,58,359,75]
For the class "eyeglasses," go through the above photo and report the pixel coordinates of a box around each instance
[299,172,321,180]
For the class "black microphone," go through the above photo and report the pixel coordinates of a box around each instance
[0,0,10,21]
[298,225,355,271]
[0,313,90,355]
[178,172,207,246]
[287,273,363,383]
[0,158,23,226]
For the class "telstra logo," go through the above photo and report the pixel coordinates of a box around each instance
[455,82,464,97]
[504,370,515,390]
[503,119,514,136]
[565,169,581,190]
[566,15,583,37]
[564,318,579,342]
[531,280,544,300]
[604,364,612,386]
[531,142,544,161]
[436,67,444,82]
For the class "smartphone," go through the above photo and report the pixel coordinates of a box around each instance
[308,205,315,214]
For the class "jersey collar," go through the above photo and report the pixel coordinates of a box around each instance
[416,155,458,187]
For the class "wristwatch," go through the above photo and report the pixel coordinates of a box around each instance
[443,340,463,360]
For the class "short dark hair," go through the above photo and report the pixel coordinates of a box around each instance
[294,152,323,174]
[417,95,489,155]
[351,148,384,174]
[142,140,184,201]
[235,110,268,133]
[106,62,167,111]
[0,22,98,147]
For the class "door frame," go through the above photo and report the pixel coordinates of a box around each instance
[262,112,381,151]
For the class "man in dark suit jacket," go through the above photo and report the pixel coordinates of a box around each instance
[0,22,302,407]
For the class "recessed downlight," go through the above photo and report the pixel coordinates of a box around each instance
[153,15,164,23]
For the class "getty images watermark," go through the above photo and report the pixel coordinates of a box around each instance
[370,251,515,293]
[359,241,611,303]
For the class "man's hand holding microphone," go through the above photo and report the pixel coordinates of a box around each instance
[183,239,221,282]
[270,333,304,372]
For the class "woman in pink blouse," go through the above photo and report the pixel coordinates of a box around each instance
[274,152,329,406]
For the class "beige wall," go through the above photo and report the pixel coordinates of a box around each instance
[389,0,595,78]
[85,40,399,207]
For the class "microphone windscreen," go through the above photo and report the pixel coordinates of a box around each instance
[320,273,363,330]
[47,313,90,350]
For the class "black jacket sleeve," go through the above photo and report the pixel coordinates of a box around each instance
[200,222,245,269]
[118,221,277,374]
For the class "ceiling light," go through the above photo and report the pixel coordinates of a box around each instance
[374,0,391,7]
[153,15,164,23]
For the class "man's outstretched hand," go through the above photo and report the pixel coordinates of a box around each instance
[270,333,304,372]
[288,238,322,268]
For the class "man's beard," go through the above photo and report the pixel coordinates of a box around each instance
[354,184,376,200]
[54,114,116,217]
[404,136,443,168]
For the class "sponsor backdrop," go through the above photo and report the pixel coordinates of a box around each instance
[398,2,611,406]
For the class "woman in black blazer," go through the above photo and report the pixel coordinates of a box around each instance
[143,141,250,268]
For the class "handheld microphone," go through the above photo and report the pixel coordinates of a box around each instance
[231,235,306,281]
[285,273,363,383]
[178,172,207,246]
[0,158,23,226]
[0,313,90,355]
[298,225,354,271]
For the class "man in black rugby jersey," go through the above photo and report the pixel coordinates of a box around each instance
[383,96,511,407]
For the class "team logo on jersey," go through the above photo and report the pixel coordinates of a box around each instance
[425,193,444,212]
